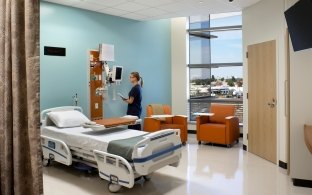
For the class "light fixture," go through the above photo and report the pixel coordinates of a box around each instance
[229,0,234,2]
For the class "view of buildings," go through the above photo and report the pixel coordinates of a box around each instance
[189,75,243,122]
[190,75,243,99]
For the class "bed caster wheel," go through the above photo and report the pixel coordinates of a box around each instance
[198,141,201,145]
[42,158,50,167]
[143,174,152,181]
[182,142,186,146]
[108,183,122,193]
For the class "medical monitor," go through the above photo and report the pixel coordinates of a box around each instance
[112,66,123,82]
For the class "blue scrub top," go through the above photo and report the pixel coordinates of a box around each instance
[127,84,142,118]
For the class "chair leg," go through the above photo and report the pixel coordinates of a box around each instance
[182,142,186,146]
[198,141,201,145]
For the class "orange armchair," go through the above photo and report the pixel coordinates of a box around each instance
[196,104,239,147]
[143,105,188,145]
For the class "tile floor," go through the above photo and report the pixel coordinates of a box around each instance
[43,135,312,195]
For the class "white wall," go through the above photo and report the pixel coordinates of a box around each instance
[171,18,188,116]
[243,0,287,163]
[171,0,312,182]
[244,0,312,181]
[287,0,312,181]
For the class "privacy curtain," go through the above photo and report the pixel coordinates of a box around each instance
[0,0,42,194]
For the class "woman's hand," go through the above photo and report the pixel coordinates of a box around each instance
[123,97,134,104]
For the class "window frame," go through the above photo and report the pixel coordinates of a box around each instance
[187,15,243,122]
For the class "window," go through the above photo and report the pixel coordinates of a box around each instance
[189,36,211,64]
[189,68,211,98]
[188,13,243,123]
[210,12,242,28]
[210,30,242,63]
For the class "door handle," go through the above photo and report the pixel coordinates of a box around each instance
[268,98,276,108]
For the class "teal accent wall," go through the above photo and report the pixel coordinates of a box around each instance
[40,2,171,118]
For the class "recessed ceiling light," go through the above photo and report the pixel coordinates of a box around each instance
[199,1,203,3]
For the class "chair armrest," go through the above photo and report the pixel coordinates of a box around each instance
[143,117,161,132]
[196,116,210,137]
[173,115,187,125]
[175,115,187,117]
[196,115,210,125]
[225,116,239,129]
[225,116,239,144]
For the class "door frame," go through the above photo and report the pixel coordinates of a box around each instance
[285,29,290,174]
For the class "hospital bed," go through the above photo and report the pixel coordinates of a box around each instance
[40,106,182,193]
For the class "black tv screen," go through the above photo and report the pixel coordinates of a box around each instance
[115,67,122,80]
[284,0,312,51]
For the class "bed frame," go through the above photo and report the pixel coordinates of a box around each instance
[41,106,182,193]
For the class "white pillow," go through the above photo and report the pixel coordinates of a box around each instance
[122,115,139,120]
[47,110,90,128]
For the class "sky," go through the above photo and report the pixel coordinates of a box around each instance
[189,13,243,79]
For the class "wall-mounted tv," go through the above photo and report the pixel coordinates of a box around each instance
[284,0,312,52]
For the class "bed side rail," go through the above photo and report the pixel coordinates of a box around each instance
[93,150,135,189]
[132,129,182,175]
[41,135,72,166]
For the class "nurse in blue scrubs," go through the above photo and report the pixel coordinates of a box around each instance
[122,72,143,130]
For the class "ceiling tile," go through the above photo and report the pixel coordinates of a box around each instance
[83,0,128,7]
[133,0,183,7]
[113,2,148,12]
[97,7,130,16]
[121,12,147,20]
[42,0,263,21]
[157,2,191,12]
[135,8,168,17]
[144,12,183,21]
[71,2,108,11]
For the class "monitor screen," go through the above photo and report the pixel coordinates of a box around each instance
[112,66,123,82]
[115,67,122,80]
[285,0,312,51]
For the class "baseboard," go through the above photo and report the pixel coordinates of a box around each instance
[188,130,243,137]
[243,144,247,151]
[188,130,196,134]
[293,178,312,188]
[279,160,287,170]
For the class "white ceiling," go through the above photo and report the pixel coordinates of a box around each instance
[43,0,262,21]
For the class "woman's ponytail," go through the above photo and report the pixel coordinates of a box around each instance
[140,77,143,87]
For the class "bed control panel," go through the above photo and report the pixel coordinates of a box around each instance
[48,141,55,149]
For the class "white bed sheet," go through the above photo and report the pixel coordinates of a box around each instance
[41,126,148,152]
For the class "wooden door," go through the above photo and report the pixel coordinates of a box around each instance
[89,50,103,120]
[248,40,277,164]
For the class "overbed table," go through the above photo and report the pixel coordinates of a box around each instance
[95,118,136,128]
